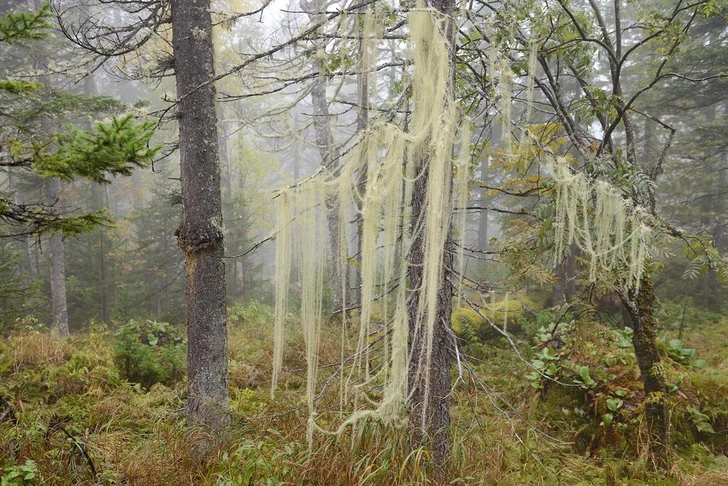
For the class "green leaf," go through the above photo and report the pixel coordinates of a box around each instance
[147,333,158,346]
[546,363,559,376]
[575,365,596,389]
[606,398,623,412]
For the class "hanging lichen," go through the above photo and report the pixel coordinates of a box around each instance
[271,190,291,396]
[551,157,651,292]
[271,5,465,444]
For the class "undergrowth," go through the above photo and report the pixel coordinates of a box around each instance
[0,301,725,485]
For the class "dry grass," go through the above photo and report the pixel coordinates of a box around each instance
[9,331,72,371]
[1,306,727,485]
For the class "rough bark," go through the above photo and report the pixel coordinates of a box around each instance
[620,275,669,471]
[406,0,456,468]
[171,0,229,432]
[44,178,69,339]
[407,175,453,466]
[552,245,577,305]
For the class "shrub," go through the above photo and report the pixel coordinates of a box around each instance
[113,319,186,389]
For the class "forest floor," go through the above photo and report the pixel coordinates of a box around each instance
[0,301,726,485]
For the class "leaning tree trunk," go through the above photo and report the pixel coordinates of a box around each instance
[44,178,69,339]
[620,275,669,470]
[171,0,229,432]
[406,0,456,468]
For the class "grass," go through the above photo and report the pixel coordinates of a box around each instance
[0,301,726,485]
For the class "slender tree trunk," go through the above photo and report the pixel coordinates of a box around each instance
[90,183,111,324]
[303,0,343,313]
[353,5,371,310]
[476,159,489,252]
[310,64,343,313]
[171,0,229,433]
[9,173,33,280]
[82,73,113,324]
[218,115,238,300]
[407,0,456,467]
[620,275,669,470]
[44,178,69,339]
[552,245,577,305]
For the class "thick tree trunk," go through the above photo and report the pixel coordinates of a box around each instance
[44,178,69,339]
[407,173,453,466]
[406,0,456,468]
[171,0,229,432]
[620,275,669,470]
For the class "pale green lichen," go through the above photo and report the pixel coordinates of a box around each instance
[645,391,665,404]
[551,157,651,292]
[649,362,666,380]
[271,5,464,445]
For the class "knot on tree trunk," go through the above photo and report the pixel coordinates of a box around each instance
[175,220,223,253]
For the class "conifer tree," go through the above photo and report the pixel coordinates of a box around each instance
[0,4,158,236]
[1,4,157,338]
[170,0,229,435]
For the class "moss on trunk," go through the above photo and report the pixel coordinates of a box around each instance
[621,274,670,470]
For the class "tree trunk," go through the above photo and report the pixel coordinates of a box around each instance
[218,116,239,300]
[407,173,453,466]
[407,0,456,468]
[353,5,371,311]
[90,183,111,324]
[476,158,489,251]
[310,61,343,314]
[304,0,343,314]
[620,275,669,470]
[171,0,229,433]
[44,178,69,339]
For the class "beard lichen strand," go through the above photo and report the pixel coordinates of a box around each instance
[294,181,327,446]
[380,130,408,386]
[550,158,651,292]
[409,6,457,432]
[271,190,291,398]
[334,157,355,411]
[273,7,461,442]
[499,58,514,150]
[358,145,384,380]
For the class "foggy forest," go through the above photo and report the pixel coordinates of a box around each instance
[1,0,727,484]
